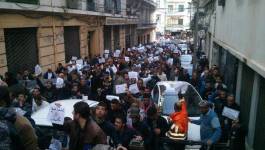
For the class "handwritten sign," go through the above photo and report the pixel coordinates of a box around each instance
[167,58,174,65]
[129,84,140,94]
[71,56,77,61]
[222,106,240,120]
[76,59,84,65]
[106,95,120,102]
[105,50,110,54]
[115,84,127,94]
[114,52,120,58]
[47,103,65,125]
[125,57,130,62]
[35,64,42,76]
[98,58,106,64]
[128,71,138,80]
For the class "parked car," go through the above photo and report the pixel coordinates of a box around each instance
[152,81,203,148]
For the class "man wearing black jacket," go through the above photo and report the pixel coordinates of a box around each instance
[146,106,169,150]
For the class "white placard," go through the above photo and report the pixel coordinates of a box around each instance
[47,103,65,125]
[106,95,120,102]
[148,57,154,63]
[71,56,78,61]
[98,58,106,64]
[114,52,120,58]
[115,84,127,94]
[154,56,160,61]
[128,71,138,79]
[105,50,110,54]
[129,84,140,94]
[127,48,131,51]
[222,106,240,120]
[125,57,130,62]
[35,64,42,76]
[76,59,84,65]
[104,54,109,58]
[111,65,117,74]
[167,58,174,65]
[115,50,121,54]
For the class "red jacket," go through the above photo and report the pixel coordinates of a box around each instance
[170,101,188,133]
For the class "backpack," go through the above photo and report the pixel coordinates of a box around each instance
[0,114,23,150]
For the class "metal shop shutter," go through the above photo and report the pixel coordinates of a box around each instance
[64,26,80,62]
[254,77,265,150]
[240,64,254,130]
[104,26,112,51]
[4,28,38,74]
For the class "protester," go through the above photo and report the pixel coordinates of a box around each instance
[93,102,121,147]
[146,106,169,150]
[31,87,49,112]
[54,101,107,150]
[0,86,39,150]
[191,100,222,150]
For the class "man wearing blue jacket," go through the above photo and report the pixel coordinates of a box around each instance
[191,100,222,150]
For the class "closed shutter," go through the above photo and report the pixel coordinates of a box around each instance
[64,26,80,62]
[254,77,265,150]
[240,64,254,130]
[4,28,38,74]
[104,26,111,50]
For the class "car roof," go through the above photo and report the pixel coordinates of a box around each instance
[31,99,98,127]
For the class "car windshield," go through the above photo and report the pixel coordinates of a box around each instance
[162,94,179,115]
[161,84,201,116]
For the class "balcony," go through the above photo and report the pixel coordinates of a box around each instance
[143,0,157,8]
[137,22,157,30]
[104,0,121,14]
[5,0,39,4]
[167,10,186,16]
[165,24,188,31]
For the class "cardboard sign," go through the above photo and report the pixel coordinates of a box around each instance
[115,84,127,94]
[105,50,110,54]
[98,58,106,64]
[222,106,240,120]
[114,52,120,58]
[104,54,109,59]
[47,103,65,125]
[35,64,42,76]
[106,95,120,102]
[167,58,174,65]
[128,71,138,79]
[129,84,140,94]
[125,57,130,62]
[71,56,78,61]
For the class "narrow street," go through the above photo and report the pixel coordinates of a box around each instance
[0,0,264,150]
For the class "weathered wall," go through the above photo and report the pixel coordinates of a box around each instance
[214,0,265,78]
[0,29,7,75]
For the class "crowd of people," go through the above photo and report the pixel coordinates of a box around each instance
[0,37,244,150]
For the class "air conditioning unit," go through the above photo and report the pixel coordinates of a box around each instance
[218,0,225,7]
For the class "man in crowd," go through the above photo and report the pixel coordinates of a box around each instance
[191,100,222,150]
[93,101,120,147]
[146,106,169,150]
[31,87,49,113]
[0,86,39,150]
[54,101,107,150]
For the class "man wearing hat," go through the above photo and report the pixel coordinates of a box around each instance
[191,100,221,150]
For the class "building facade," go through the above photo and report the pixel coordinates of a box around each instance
[0,0,156,75]
[166,0,192,33]
[197,0,265,149]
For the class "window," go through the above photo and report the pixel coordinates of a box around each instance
[178,18,183,25]
[178,4,184,12]
[168,5,173,13]
[156,14,161,23]
[156,0,160,6]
